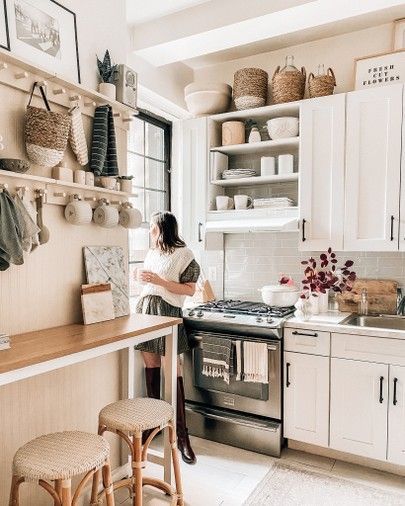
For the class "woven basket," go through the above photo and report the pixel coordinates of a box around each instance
[308,67,336,98]
[272,66,306,104]
[233,68,268,110]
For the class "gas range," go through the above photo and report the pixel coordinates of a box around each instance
[183,300,295,339]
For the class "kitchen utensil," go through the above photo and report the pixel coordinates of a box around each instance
[234,194,253,210]
[0,158,30,173]
[278,154,294,174]
[100,176,117,190]
[260,157,275,176]
[216,196,234,210]
[36,195,50,244]
[259,285,300,307]
[184,82,232,116]
[337,279,398,315]
[64,198,92,225]
[233,67,268,110]
[266,117,299,139]
[222,121,245,146]
[74,169,86,185]
[272,55,306,104]
[119,204,142,229]
[93,202,119,228]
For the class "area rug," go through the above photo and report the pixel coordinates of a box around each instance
[243,462,405,506]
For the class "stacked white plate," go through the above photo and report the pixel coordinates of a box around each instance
[0,332,10,350]
[253,197,295,208]
[222,168,257,180]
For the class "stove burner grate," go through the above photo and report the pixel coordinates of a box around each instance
[194,300,295,318]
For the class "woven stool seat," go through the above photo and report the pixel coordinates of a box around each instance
[12,431,110,481]
[99,398,174,433]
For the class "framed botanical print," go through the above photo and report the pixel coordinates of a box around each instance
[0,0,10,50]
[5,0,81,82]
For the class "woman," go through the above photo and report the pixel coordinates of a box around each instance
[135,211,200,464]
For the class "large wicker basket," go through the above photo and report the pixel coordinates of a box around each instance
[308,68,336,98]
[233,68,268,110]
[272,66,306,104]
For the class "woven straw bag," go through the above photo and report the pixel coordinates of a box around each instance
[25,82,71,167]
[308,67,336,98]
[272,66,306,104]
[69,105,89,166]
[233,68,268,110]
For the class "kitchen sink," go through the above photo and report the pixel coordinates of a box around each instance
[342,315,405,331]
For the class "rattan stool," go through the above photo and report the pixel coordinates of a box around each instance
[9,430,115,506]
[94,398,184,506]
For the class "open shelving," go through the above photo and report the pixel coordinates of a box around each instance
[210,137,299,156]
[210,101,300,123]
[211,172,298,187]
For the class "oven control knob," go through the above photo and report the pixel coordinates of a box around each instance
[266,317,274,324]
[256,316,263,323]
[188,310,195,317]
[196,310,204,318]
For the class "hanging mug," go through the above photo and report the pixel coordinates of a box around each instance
[119,203,142,229]
[64,195,92,225]
[93,200,119,228]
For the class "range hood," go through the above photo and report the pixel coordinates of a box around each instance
[205,208,299,234]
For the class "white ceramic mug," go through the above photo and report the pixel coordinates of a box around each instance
[234,194,253,210]
[93,203,119,228]
[85,172,95,186]
[278,154,294,174]
[119,206,142,229]
[216,195,234,210]
[64,199,92,225]
[260,156,275,176]
[74,169,86,185]
[120,179,133,193]
[135,268,147,285]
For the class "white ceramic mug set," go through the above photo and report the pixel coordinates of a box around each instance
[216,194,253,210]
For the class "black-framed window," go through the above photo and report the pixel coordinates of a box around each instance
[128,111,171,300]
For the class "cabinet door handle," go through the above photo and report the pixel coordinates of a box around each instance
[390,215,395,241]
[393,377,398,406]
[198,222,203,242]
[379,376,384,403]
[302,219,306,242]
[292,330,318,338]
[286,362,291,387]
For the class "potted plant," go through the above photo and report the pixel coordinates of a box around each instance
[117,175,134,193]
[97,50,118,100]
[301,248,356,314]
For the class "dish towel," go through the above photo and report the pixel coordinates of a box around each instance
[69,105,89,166]
[201,334,233,384]
[242,341,268,383]
[13,194,40,252]
[90,105,118,176]
[0,190,24,270]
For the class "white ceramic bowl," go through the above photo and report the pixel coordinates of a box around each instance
[266,117,299,139]
[259,285,300,307]
[185,82,232,116]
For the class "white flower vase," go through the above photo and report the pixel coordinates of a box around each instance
[308,293,319,315]
[99,82,116,100]
[318,289,329,313]
[294,297,311,321]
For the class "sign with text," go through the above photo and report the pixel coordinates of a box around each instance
[355,50,405,90]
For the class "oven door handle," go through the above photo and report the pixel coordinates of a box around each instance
[191,334,279,351]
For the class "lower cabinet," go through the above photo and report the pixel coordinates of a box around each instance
[330,358,388,460]
[388,365,405,465]
[284,351,329,447]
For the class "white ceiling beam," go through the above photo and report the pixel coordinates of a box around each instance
[133,0,405,67]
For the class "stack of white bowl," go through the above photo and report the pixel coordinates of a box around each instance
[184,82,232,116]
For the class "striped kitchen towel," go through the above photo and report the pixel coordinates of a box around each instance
[90,105,119,176]
[201,334,233,384]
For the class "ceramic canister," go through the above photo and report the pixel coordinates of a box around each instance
[222,121,245,146]
[85,171,95,186]
[93,203,119,228]
[74,169,86,185]
[119,206,142,229]
[64,200,92,225]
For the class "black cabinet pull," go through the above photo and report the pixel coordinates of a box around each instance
[390,215,395,241]
[302,219,306,242]
[292,330,318,338]
[393,377,398,406]
[286,362,291,387]
[198,222,203,242]
[379,376,384,403]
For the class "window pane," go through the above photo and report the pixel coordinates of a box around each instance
[127,153,144,187]
[129,227,149,262]
[128,118,144,154]
[146,123,164,161]
[130,192,145,221]
[145,159,166,191]
[145,190,166,222]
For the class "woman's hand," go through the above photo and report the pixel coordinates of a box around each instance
[140,270,166,287]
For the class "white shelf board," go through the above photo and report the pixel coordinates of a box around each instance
[0,169,55,184]
[211,137,299,156]
[53,180,138,197]
[210,101,300,123]
[207,206,298,220]
[211,173,298,187]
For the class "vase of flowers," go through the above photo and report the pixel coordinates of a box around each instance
[301,248,356,314]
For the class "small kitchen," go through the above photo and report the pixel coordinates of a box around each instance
[2,2,405,506]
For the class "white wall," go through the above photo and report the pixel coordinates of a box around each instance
[194,23,393,94]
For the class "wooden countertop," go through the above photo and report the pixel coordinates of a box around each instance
[0,314,182,374]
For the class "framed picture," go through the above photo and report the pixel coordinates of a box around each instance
[393,18,405,50]
[0,0,10,50]
[354,49,405,90]
[5,0,80,82]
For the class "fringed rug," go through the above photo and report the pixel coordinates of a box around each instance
[244,462,405,505]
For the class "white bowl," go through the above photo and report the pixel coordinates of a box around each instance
[185,82,232,116]
[259,285,300,307]
[266,117,299,139]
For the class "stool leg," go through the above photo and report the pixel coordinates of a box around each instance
[133,434,143,506]
[102,460,115,506]
[9,475,22,506]
[169,424,184,506]
[61,479,71,506]
[54,480,62,505]
[90,468,101,505]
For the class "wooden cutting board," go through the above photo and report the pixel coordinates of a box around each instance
[337,279,398,315]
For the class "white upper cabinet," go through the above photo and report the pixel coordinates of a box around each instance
[299,94,346,251]
[344,84,403,251]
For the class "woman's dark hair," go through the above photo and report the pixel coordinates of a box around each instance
[151,211,186,254]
